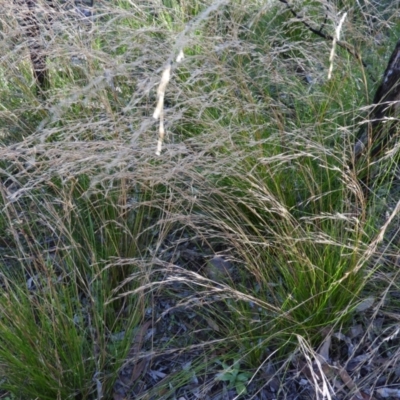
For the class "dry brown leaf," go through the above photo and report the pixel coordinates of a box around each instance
[377,387,400,397]
[205,316,220,332]
[126,320,152,383]
[317,331,332,363]
[336,362,377,400]
[113,319,153,400]
[337,364,356,391]
[355,297,375,312]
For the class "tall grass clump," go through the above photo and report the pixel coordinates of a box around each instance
[0,0,400,398]
[0,162,169,398]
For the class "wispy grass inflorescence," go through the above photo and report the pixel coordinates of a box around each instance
[0,0,399,398]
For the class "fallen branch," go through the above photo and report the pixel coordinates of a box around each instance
[278,0,368,70]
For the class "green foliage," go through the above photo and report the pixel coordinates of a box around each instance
[216,359,252,397]
[0,172,159,398]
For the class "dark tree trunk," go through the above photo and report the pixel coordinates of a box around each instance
[354,39,400,161]
[14,0,94,96]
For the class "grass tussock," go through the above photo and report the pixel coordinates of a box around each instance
[1,0,400,399]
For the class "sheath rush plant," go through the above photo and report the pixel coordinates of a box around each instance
[0,0,400,399]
